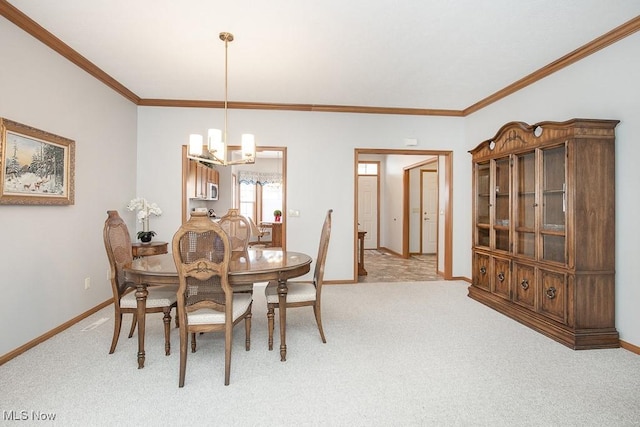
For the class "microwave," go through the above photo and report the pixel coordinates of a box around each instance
[208,183,219,200]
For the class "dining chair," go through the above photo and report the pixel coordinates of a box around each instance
[218,208,254,293]
[246,215,269,247]
[218,208,251,253]
[103,210,177,355]
[172,211,253,386]
[265,209,332,350]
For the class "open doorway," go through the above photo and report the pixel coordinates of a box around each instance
[230,146,286,249]
[182,145,287,249]
[354,148,453,282]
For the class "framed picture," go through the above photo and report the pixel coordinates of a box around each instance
[0,118,75,205]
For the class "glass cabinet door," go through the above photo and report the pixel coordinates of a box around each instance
[541,145,566,264]
[515,151,535,257]
[493,157,510,251]
[475,162,490,247]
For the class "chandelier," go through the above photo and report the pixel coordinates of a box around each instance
[188,32,256,166]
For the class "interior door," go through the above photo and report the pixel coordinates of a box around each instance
[358,175,378,249]
[421,170,437,254]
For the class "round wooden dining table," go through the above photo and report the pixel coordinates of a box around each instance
[124,249,312,368]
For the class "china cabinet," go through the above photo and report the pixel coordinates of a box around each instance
[469,119,619,349]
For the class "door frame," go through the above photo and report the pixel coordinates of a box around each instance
[354,148,453,280]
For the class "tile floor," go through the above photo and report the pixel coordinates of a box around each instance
[358,249,442,282]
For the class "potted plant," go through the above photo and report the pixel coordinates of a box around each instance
[273,209,282,222]
[137,230,156,243]
[127,197,162,243]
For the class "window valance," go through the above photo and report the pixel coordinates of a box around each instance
[238,170,282,185]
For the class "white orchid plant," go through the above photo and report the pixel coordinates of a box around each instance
[126,197,162,241]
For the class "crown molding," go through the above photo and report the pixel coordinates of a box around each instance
[0,0,141,104]
[463,15,640,115]
[137,98,464,116]
[2,1,639,117]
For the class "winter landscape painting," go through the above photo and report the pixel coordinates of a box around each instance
[0,118,75,205]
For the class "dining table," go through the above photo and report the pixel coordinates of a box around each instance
[124,248,312,368]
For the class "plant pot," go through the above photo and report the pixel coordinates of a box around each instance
[137,230,155,243]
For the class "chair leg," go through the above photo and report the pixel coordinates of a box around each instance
[128,313,137,338]
[245,311,252,351]
[224,324,232,386]
[313,302,326,343]
[162,307,172,356]
[191,333,197,353]
[267,304,275,351]
[178,328,187,387]
[109,311,123,354]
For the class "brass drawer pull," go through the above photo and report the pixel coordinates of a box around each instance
[520,279,529,290]
[545,287,557,299]
[480,266,486,275]
[497,272,505,282]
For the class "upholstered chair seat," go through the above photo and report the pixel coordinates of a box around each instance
[265,282,316,304]
[119,286,177,309]
[186,293,252,325]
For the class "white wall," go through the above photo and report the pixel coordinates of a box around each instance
[137,109,469,281]
[0,20,138,356]
[464,32,640,346]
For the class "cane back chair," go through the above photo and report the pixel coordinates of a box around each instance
[265,209,332,350]
[218,208,254,293]
[172,211,252,386]
[103,210,177,355]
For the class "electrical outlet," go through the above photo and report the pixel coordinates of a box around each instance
[84,277,91,290]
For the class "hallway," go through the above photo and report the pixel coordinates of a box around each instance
[359,250,442,283]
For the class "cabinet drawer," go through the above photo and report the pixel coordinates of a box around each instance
[539,268,566,324]
[492,257,511,300]
[473,252,491,291]
[513,262,536,310]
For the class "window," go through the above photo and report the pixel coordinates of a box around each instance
[239,181,282,223]
[239,182,256,220]
[358,162,378,175]
[261,183,281,221]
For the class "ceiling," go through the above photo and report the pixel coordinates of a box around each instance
[3,1,640,113]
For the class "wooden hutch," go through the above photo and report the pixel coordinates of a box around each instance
[469,119,619,349]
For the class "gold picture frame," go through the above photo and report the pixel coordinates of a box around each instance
[0,118,75,205]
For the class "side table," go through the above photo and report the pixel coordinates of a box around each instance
[131,241,168,258]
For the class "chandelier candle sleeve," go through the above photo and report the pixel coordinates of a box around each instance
[189,134,203,156]
[208,128,225,161]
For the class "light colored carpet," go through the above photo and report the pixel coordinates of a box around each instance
[1,281,639,426]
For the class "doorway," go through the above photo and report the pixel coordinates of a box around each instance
[354,148,453,281]
[231,146,286,249]
[181,145,287,249]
